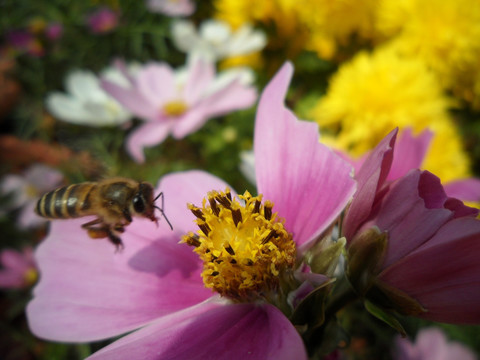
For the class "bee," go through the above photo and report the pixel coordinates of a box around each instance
[35,177,172,251]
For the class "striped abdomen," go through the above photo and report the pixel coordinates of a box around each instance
[35,183,97,219]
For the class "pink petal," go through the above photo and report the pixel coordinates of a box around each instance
[101,80,157,120]
[136,63,177,106]
[18,201,46,228]
[254,62,356,250]
[126,121,171,163]
[363,171,453,268]
[379,217,480,324]
[27,217,211,342]
[183,59,215,104]
[197,78,257,116]
[170,109,210,139]
[343,129,397,242]
[1,249,29,271]
[443,178,480,203]
[152,170,235,234]
[88,302,307,360]
[388,128,432,181]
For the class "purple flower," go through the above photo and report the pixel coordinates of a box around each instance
[0,164,63,228]
[394,328,476,360]
[0,247,37,289]
[45,22,63,41]
[146,0,195,16]
[5,30,44,57]
[86,7,119,34]
[26,63,356,358]
[343,129,480,323]
[102,58,258,162]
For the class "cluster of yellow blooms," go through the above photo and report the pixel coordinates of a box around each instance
[215,0,480,183]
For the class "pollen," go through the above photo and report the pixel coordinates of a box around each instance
[162,100,188,117]
[182,189,296,301]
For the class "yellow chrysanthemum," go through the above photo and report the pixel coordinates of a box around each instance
[215,0,381,60]
[311,46,471,182]
[214,0,309,57]
[294,0,380,59]
[376,0,480,107]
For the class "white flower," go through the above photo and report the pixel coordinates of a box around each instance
[171,20,267,62]
[146,0,195,16]
[46,65,133,127]
[0,164,63,228]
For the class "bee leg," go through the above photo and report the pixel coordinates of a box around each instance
[113,224,125,233]
[107,230,124,253]
[82,218,103,229]
[82,219,109,239]
[122,209,132,223]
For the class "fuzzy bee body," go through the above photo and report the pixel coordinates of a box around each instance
[35,178,172,251]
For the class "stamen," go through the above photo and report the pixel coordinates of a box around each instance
[262,229,277,244]
[225,244,235,256]
[198,223,211,236]
[181,232,201,247]
[264,201,273,220]
[231,208,242,227]
[253,199,261,214]
[208,197,220,216]
[183,189,296,301]
[188,204,205,221]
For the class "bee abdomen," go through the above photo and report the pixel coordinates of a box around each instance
[35,183,96,219]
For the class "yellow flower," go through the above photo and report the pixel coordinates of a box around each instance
[376,0,480,107]
[295,0,380,59]
[214,0,381,60]
[311,46,471,182]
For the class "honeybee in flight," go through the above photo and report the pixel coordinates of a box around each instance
[35,178,172,251]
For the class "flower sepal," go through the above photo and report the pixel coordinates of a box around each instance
[304,236,346,277]
[364,300,406,337]
[366,280,427,317]
[290,278,335,333]
[346,227,388,295]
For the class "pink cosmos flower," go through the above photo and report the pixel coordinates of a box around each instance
[26,62,356,359]
[86,7,119,34]
[101,58,257,162]
[0,247,37,289]
[343,129,480,324]
[146,0,195,16]
[348,128,480,204]
[394,328,476,360]
[0,164,63,228]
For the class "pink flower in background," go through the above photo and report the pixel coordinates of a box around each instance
[45,22,63,41]
[0,164,63,228]
[27,63,356,359]
[86,7,119,34]
[5,30,44,57]
[0,247,37,289]
[102,58,258,162]
[146,0,195,16]
[394,328,476,360]
[347,128,480,204]
[343,129,480,324]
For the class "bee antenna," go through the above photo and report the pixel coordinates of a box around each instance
[154,192,173,231]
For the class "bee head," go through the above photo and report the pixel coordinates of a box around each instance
[131,182,157,222]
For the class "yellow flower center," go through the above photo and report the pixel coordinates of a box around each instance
[182,189,296,302]
[162,100,188,117]
[23,267,38,286]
